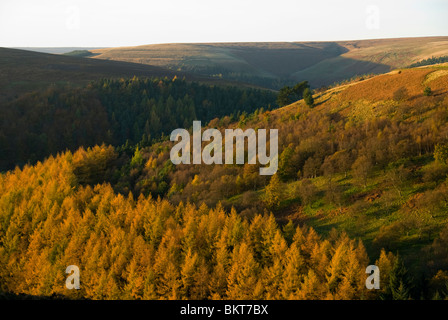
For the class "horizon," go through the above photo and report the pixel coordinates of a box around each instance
[1,0,447,47]
[8,35,448,50]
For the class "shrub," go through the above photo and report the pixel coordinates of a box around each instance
[393,87,409,102]
[422,162,448,185]
[373,222,404,251]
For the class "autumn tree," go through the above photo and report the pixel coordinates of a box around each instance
[277,146,295,181]
[226,243,261,299]
[393,86,408,102]
[351,154,373,188]
[295,179,318,206]
[264,174,283,210]
[434,143,448,164]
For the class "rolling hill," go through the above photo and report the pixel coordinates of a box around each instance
[0,47,236,104]
[90,37,448,89]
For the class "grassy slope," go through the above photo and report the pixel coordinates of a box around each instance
[90,37,448,88]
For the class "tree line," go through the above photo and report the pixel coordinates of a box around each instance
[408,56,448,68]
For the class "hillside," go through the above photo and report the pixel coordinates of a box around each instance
[0,56,448,299]
[0,64,448,299]
[0,76,277,171]
[1,63,448,300]
[94,63,448,285]
[229,64,448,270]
[12,47,105,54]
[90,37,448,89]
[0,47,235,104]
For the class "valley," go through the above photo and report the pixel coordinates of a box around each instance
[1,37,448,300]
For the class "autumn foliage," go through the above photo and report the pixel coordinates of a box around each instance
[0,148,381,299]
[2,65,448,300]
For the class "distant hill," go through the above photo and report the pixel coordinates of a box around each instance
[90,37,448,89]
[63,50,97,57]
[12,47,105,54]
[0,47,236,103]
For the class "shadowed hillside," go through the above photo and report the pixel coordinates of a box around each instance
[90,37,448,89]
[0,47,240,104]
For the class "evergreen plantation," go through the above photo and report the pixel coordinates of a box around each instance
[0,77,277,171]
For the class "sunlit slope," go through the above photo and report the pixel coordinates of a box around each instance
[277,63,448,120]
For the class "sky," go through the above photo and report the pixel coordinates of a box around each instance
[0,0,447,48]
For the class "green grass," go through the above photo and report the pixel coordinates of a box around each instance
[252,154,448,270]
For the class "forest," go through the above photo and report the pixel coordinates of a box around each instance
[0,76,277,171]
[1,65,448,299]
[0,148,410,299]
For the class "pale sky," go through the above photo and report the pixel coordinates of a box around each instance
[0,0,447,47]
